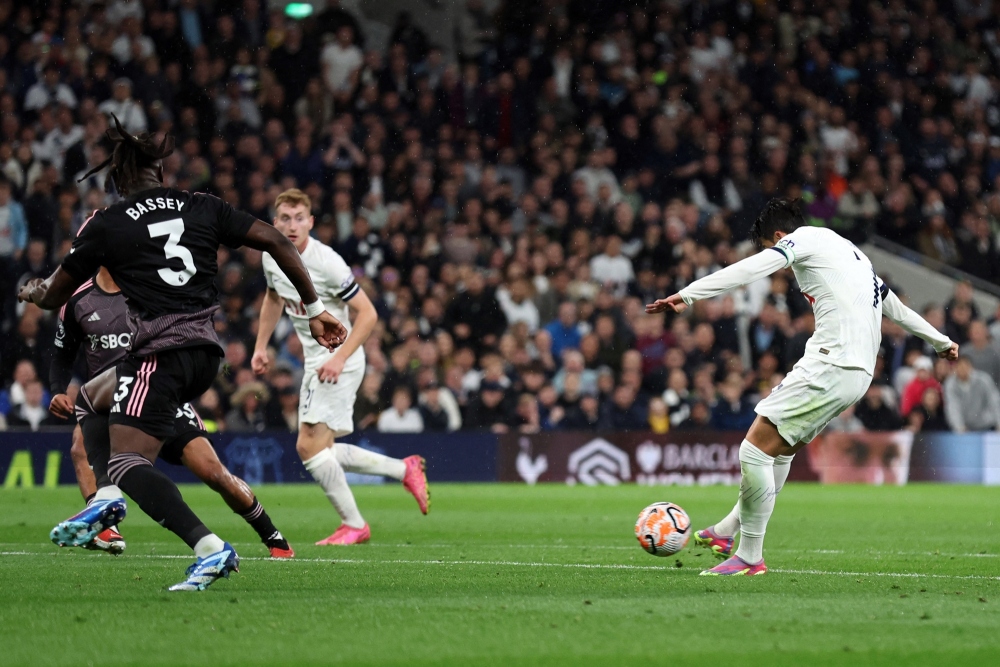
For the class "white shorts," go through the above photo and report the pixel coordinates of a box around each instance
[755,357,872,446]
[300,365,365,437]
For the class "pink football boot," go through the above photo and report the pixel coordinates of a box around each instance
[700,555,767,576]
[693,525,735,559]
[402,455,430,515]
[315,523,371,546]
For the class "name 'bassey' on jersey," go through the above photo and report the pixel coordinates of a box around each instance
[61,187,256,355]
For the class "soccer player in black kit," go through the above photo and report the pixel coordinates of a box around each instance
[20,117,346,591]
[49,266,295,559]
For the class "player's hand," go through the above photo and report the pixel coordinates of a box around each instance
[938,343,959,361]
[49,393,74,419]
[250,348,270,376]
[17,278,43,303]
[645,294,687,314]
[318,354,346,384]
[310,311,348,351]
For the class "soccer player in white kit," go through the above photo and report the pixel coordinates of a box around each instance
[646,199,959,575]
[252,189,429,545]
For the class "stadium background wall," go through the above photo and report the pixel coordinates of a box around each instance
[1,431,999,488]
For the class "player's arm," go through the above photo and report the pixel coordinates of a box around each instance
[241,220,347,350]
[18,266,85,310]
[881,289,958,360]
[251,287,284,376]
[646,249,787,314]
[48,299,85,418]
[318,288,378,384]
[23,211,104,309]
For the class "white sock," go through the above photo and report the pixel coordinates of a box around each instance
[774,454,794,493]
[93,485,123,501]
[714,501,741,537]
[734,440,776,564]
[303,448,366,528]
[193,534,226,558]
[716,453,794,538]
[335,443,407,480]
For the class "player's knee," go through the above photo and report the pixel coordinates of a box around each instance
[70,435,87,464]
[296,426,329,460]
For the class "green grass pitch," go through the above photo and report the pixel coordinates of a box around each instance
[2,482,999,666]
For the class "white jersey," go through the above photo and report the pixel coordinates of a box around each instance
[262,238,365,374]
[679,226,952,376]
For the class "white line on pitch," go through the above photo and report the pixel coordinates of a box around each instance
[3,551,1000,581]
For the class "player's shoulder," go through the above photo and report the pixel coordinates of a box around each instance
[777,225,844,258]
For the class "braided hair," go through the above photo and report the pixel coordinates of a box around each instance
[78,114,174,197]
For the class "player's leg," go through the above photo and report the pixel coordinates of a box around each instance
[696,450,795,558]
[50,383,127,551]
[70,425,97,503]
[106,349,237,589]
[67,402,127,554]
[700,415,790,576]
[179,436,294,558]
[322,367,430,514]
[299,422,370,545]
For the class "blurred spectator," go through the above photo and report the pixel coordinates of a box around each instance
[225,382,270,433]
[962,320,1000,389]
[900,357,941,417]
[908,387,950,432]
[377,386,423,433]
[711,374,755,431]
[463,380,510,432]
[826,404,865,433]
[6,379,53,431]
[944,357,1000,433]
[855,384,904,432]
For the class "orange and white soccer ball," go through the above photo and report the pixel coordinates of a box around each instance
[634,502,691,556]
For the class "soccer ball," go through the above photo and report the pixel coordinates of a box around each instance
[634,502,691,557]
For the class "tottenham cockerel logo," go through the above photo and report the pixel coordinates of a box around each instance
[567,438,631,486]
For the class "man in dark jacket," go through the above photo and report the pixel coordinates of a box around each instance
[446,271,507,352]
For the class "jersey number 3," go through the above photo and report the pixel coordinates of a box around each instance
[147,219,196,286]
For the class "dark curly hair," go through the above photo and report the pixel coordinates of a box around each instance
[78,114,174,197]
[750,198,805,249]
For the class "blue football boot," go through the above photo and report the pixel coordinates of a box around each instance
[50,498,127,548]
[168,542,240,592]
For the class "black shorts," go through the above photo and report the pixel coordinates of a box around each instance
[109,346,220,440]
[159,403,211,465]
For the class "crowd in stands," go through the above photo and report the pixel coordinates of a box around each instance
[4,0,1000,436]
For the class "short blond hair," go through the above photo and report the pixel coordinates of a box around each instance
[274,188,311,212]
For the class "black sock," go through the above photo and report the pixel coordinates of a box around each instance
[108,453,211,549]
[238,497,283,544]
[80,413,112,488]
[85,492,96,505]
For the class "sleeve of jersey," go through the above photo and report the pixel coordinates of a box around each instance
[60,213,105,282]
[882,289,953,353]
[678,250,787,305]
[327,250,360,301]
[205,194,258,248]
[50,300,84,395]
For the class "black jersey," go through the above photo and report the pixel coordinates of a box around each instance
[61,187,256,356]
[50,278,132,394]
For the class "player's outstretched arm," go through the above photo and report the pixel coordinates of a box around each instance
[242,220,347,351]
[645,249,786,313]
[882,289,958,360]
[251,288,283,375]
[18,267,84,310]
